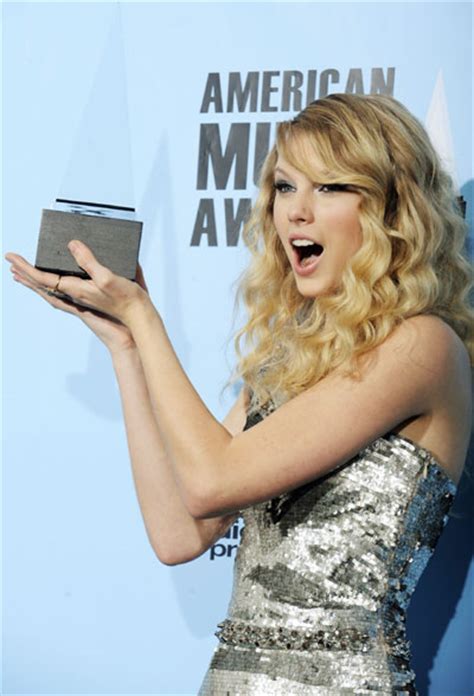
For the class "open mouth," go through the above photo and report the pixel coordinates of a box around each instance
[291,239,324,268]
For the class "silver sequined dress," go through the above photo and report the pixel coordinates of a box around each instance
[198,403,457,695]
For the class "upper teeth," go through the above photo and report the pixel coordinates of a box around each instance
[292,239,317,246]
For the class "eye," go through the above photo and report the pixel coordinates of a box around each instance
[273,180,295,194]
[317,183,350,193]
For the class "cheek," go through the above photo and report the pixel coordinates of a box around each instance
[350,218,363,252]
[330,205,362,252]
[272,201,283,230]
[272,205,286,244]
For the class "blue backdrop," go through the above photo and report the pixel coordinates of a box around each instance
[3,2,473,695]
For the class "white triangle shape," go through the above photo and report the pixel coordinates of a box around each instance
[425,69,459,193]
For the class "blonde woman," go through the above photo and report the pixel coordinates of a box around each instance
[6,94,473,694]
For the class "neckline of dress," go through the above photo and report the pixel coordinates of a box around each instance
[381,432,457,489]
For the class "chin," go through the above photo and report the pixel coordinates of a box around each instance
[295,280,329,298]
[296,288,320,298]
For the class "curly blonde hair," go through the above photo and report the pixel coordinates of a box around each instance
[228,93,473,415]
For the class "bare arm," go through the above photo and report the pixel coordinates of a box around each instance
[123,307,450,518]
[112,346,247,565]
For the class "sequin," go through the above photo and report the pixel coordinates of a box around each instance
[198,402,457,695]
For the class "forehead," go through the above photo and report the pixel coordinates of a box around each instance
[274,153,333,180]
[275,128,338,181]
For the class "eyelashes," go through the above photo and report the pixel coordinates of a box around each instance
[273,181,295,194]
[273,180,350,194]
[319,184,350,193]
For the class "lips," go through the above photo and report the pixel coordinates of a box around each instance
[289,235,324,277]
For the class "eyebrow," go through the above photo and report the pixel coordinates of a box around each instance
[273,166,334,179]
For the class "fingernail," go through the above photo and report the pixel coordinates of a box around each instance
[68,241,78,252]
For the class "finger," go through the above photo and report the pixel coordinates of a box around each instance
[7,254,62,292]
[8,255,101,311]
[13,268,66,301]
[10,260,95,303]
[5,252,23,264]
[135,263,149,293]
[67,240,111,285]
[12,270,87,317]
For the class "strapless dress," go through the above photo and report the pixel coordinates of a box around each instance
[198,404,457,695]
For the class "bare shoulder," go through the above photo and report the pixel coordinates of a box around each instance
[393,313,471,395]
[388,314,472,485]
[376,314,468,372]
[365,314,470,398]
[331,313,471,486]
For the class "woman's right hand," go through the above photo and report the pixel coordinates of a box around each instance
[5,253,149,356]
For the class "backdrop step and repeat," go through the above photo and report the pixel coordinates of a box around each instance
[3,2,472,695]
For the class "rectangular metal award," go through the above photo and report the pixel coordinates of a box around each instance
[35,199,143,281]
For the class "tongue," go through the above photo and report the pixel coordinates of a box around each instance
[301,254,319,267]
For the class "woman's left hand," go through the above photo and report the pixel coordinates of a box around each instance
[8,239,149,326]
[61,240,150,325]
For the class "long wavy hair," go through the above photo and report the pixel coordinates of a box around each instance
[228,93,473,415]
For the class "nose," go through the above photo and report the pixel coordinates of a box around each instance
[287,191,314,224]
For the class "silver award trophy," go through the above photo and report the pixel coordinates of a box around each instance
[35,198,142,281]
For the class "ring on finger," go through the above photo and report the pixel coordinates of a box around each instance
[52,275,63,293]
[45,275,63,296]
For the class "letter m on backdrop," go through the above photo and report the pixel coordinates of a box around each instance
[197,123,250,190]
